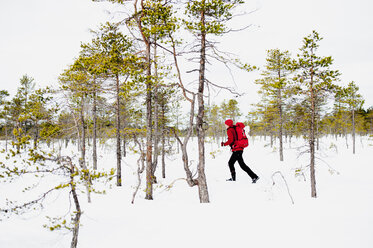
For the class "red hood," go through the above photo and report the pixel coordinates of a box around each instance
[225,119,233,127]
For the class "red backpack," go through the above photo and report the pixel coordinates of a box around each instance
[233,122,249,149]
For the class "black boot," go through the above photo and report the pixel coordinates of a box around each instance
[252,176,259,184]
[227,172,236,181]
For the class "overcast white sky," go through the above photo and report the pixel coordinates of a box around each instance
[0,0,372,113]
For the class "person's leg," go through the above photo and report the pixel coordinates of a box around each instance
[228,152,238,181]
[236,150,258,179]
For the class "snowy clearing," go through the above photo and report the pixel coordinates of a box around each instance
[0,136,372,248]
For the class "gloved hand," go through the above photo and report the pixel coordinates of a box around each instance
[221,142,224,147]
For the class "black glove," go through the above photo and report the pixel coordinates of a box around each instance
[221,142,224,147]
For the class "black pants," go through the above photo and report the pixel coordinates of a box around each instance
[228,150,257,180]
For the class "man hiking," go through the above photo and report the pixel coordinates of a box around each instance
[221,119,259,183]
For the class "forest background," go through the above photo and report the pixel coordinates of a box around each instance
[0,1,373,248]
[1,0,373,111]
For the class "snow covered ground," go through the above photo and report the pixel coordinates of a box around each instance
[1,135,372,248]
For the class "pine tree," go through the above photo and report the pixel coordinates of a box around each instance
[205,104,223,144]
[107,0,178,200]
[220,99,241,123]
[60,62,93,203]
[78,38,108,170]
[0,90,10,151]
[89,22,139,186]
[8,75,36,152]
[293,31,340,198]
[255,49,293,160]
[184,0,244,203]
[27,88,58,149]
[338,82,364,154]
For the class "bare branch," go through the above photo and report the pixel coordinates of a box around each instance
[271,171,295,204]
[1,187,59,216]
[161,178,187,192]
[205,79,242,97]
[131,134,146,204]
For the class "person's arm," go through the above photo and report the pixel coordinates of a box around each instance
[222,128,234,146]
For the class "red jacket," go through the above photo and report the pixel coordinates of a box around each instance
[223,126,242,151]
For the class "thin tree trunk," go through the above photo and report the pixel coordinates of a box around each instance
[131,135,145,204]
[174,96,197,187]
[145,41,153,200]
[161,105,166,179]
[5,123,8,152]
[196,8,210,203]
[176,116,180,154]
[310,65,317,198]
[345,129,348,149]
[80,98,86,176]
[123,135,126,157]
[15,121,21,153]
[161,134,166,179]
[152,40,159,181]
[316,116,320,151]
[80,96,91,203]
[93,90,97,170]
[33,123,39,149]
[278,88,284,161]
[270,134,273,148]
[135,0,153,200]
[70,166,82,248]
[77,136,81,152]
[115,74,122,186]
[352,109,356,154]
[168,26,198,187]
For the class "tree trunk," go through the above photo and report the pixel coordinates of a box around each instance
[80,96,91,203]
[278,88,284,162]
[352,109,356,154]
[33,123,39,150]
[270,134,273,148]
[152,41,159,181]
[196,9,210,203]
[174,96,197,187]
[123,135,126,157]
[70,166,82,248]
[345,130,348,149]
[145,41,153,200]
[161,134,166,179]
[115,74,122,186]
[93,90,98,170]
[80,98,86,172]
[135,1,153,200]
[310,67,317,198]
[316,116,320,151]
[176,115,180,154]
[5,123,8,152]
[161,105,166,179]
[15,121,21,153]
